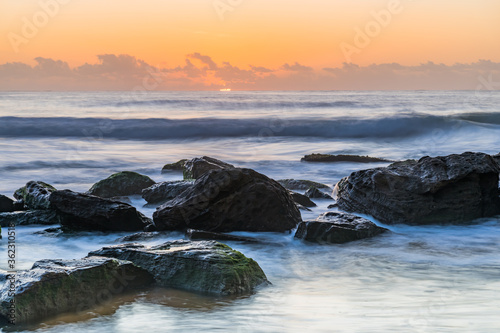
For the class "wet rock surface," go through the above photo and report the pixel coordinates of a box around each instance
[87,171,155,198]
[295,212,389,244]
[141,180,194,205]
[88,240,269,295]
[335,152,500,225]
[50,190,153,231]
[0,257,153,324]
[153,168,301,232]
[183,156,235,180]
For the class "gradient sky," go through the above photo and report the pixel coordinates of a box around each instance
[1,0,500,90]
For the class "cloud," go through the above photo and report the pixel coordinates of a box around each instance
[1,54,499,91]
[281,62,313,72]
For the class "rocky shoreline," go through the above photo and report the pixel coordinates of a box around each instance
[1,151,500,324]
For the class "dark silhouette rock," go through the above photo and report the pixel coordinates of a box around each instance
[141,180,194,204]
[0,210,61,227]
[305,187,333,200]
[50,190,153,231]
[88,240,269,295]
[289,191,317,207]
[183,156,234,179]
[301,153,393,163]
[87,171,155,198]
[335,152,500,225]
[277,179,330,191]
[0,195,15,213]
[295,212,388,244]
[153,168,301,232]
[0,257,153,324]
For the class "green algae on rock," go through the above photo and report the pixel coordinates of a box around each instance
[87,171,155,198]
[89,240,270,296]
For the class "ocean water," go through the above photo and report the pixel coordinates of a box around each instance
[0,91,499,332]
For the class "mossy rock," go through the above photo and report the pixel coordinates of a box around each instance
[161,159,188,173]
[87,171,155,198]
[13,181,56,210]
[89,240,270,296]
[0,257,153,324]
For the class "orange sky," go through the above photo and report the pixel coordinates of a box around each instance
[1,0,500,90]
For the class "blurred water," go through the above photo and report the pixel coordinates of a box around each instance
[0,91,500,332]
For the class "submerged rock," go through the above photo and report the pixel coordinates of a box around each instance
[161,159,188,173]
[183,156,234,179]
[277,179,330,191]
[305,187,334,200]
[0,210,61,227]
[14,181,56,210]
[295,212,388,244]
[186,229,260,243]
[114,231,167,243]
[335,152,500,225]
[88,240,269,295]
[301,153,393,163]
[153,168,301,232]
[0,257,153,324]
[141,180,194,204]
[289,191,317,207]
[50,190,153,231]
[87,171,155,198]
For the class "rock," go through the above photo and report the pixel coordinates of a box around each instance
[305,187,334,200]
[0,195,15,213]
[14,181,56,210]
[114,231,167,243]
[153,168,301,232]
[186,229,260,243]
[289,191,317,207]
[49,190,153,231]
[88,240,269,296]
[295,212,388,244]
[0,210,61,227]
[327,203,338,209]
[277,179,330,191]
[301,153,393,163]
[33,227,63,237]
[335,152,500,225]
[0,257,153,324]
[183,156,234,180]
[493,153,500,167]
[141,180,194,204]
[161,159,188,173]
[297,204,312,211]
[87,171,155,198]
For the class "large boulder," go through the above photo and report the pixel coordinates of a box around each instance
[87,171,155,198]
[0,257,153,324]
[183,156,234,180]
[277,179,330,191]
[49,190,153,231]
[14,181,56,210]
[88,240,269,296]
[295,212,388,244]
[335,152,500,225]
[153,168,301,232]
[0,210,61,227]
[141,180,194,204]
[0,195,15,213]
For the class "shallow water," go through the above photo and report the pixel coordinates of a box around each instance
[0,91,500,332]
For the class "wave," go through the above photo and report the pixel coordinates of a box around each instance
[0,113,497,140]
[109,99,366,110]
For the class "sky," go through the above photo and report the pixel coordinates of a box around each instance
[1,0,500,90]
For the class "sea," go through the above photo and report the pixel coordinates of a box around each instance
[0,90,499,332]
